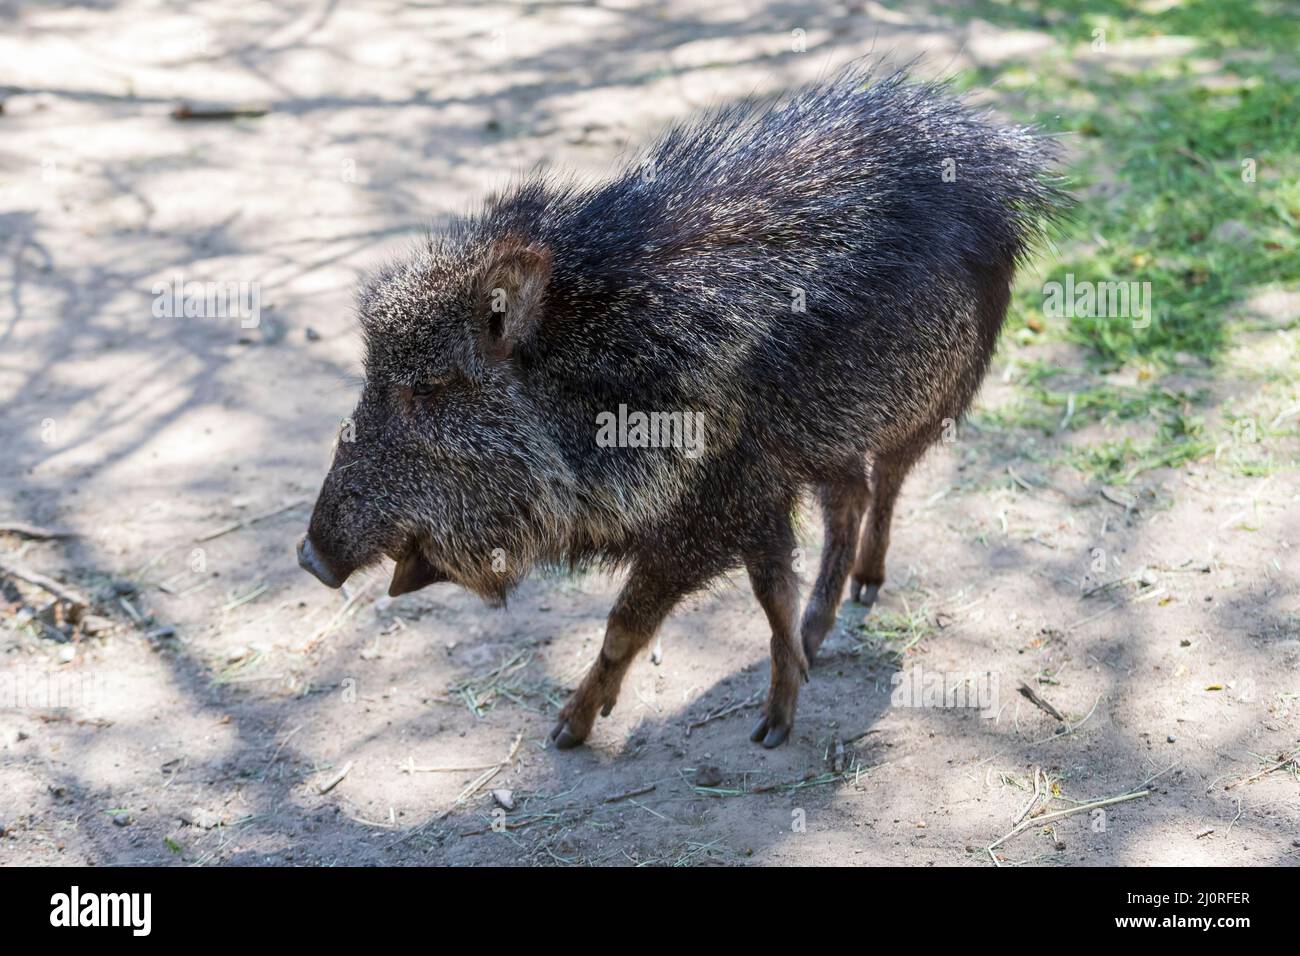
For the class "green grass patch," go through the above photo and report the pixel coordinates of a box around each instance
[1068,412,1215,483]
[978,360,1210,434]
[933,0,1300,367]
[904,0,1300,482]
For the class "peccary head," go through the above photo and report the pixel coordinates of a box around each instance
[298,233,577,605]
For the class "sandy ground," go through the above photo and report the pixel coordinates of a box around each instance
[1,0,1297,866]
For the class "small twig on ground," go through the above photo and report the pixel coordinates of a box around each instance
[119,596,144,623]
[300,580,373,652]
[397,756,499,774]
[172,101,270,121]
[1028,693,1103,746]
[829,737,846,773]
[1099,487,1137,512]
[751,771,819,794]
[1071,578,1166,628]
[195,498,306,543]
[0,557,90,613]
[388,731,524,848]
[1064,601,1123,634]
[348,813,397,829]
[1224,747,1300,790]
[685,692,762,735]
[628,798,668,821]
[0,522,78,540]
[35,712,112,728]
[1150,558,1212,574]
[130,543,183,582]
[1082,569,1149,598]
[1269,402,1300,429]
[1013,767,1043,825]
[1124,762,1177,796]
[844,728,883,744]
[1007,466,1038,493]
[604,783,656,804]
[1057,392,1076,433]
[987,788,1151,855]
[1225,797,1243,834]
[221,582,268,613]
[1017,682,1066,722]
[316,760,353,795]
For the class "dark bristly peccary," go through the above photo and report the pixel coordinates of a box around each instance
[297,66,1065,749]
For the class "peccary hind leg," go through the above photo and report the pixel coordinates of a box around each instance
[550,566,693,749]
[747,515,809,748]
[800,470,870,665]
[850,442,927,607]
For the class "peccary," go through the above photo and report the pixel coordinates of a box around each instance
[297,66,1064,749]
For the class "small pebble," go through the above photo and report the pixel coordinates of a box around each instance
[1167,735,1176,743]
[693,765,724,788]
[112,813,133,827]
[179,808,219,829]
[81,614,114,635]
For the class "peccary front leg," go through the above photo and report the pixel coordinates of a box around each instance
[800,471,870,665]
[550,566,693,750]
[746,520,809,748]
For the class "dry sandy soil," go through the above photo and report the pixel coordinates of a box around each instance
[1,0,1297,866]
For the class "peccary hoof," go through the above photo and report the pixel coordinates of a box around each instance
[850,580,881,608]
[749,715,792,749]
[550,720,584,750]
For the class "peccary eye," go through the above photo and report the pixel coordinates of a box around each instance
[411,382,439,398]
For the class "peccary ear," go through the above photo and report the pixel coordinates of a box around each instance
[476,236,552,360]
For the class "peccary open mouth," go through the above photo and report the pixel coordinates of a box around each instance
[387,544,448,597]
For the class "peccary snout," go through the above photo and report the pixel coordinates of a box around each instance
[300,439,459,598]
[296,535,343,589]
[300,487,452,598]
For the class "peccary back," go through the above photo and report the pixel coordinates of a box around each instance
[477,67,1061,552]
